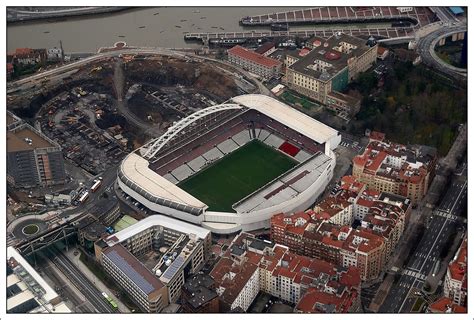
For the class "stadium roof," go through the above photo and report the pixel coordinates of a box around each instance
[105,214,210,247]
[232,94,339,145]
[121,153,207,209]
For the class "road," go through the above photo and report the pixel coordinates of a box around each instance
[416,24,467,81]
[47,246,117,313]
[379,177,467,313]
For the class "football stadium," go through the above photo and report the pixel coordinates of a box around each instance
[118,94,340,234]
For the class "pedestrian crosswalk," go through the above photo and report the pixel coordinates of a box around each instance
[435,210,457,221]
[403,269,428,281]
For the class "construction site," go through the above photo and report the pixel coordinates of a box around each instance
[7,52,252,205]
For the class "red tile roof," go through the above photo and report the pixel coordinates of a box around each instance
[296,287,359,313]
[369,131,385,142]
[254,42,275,55]
[429,297,467,313]
[448,237,467,282]
[228,45,281,68]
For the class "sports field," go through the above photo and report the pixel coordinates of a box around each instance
[178,140,297,212]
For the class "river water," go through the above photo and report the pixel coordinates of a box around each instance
[7,7,394,53]
[7,7,306,53]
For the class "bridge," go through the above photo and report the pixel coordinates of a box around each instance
[416,24,467,80]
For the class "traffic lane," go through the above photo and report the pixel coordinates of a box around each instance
[379,275,416,312]
[59,165,118,218]
[53,249,116,313]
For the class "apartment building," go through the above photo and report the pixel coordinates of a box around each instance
[102,244,169,313]
[428,297,467,313]
[95,215,211,310]
[443,237,467,307]
[285,33,377,115]
[211,232,361,312]
[181,274,219,313]
[271,210,395,281]
[7,111,66,188]
[227,45,282,79]
[353,134,437,204]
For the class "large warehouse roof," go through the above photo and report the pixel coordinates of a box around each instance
[121,153,207,209]
[105,214,210,247]
[232,94,339,145]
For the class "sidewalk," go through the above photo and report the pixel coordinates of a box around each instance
[64,248,131,313]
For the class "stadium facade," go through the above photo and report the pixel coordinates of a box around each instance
[118,94,340,234]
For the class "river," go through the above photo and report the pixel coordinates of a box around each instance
[7,7,308,53]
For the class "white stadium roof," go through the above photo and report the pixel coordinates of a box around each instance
[121,153,207,209]
[232,94,339,145]
[120,94,338,212]
[105,214,210,247]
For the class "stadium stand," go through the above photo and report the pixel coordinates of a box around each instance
[294,150,312,163]
[163,173,179,184]
[217,139,240,155]
[233,152,331,213]
[171,164,195,182]
[232,130,252,146]
[118,94,340,234]
[279,141,301,157]
[264,134,285,149]
[202,147,224,162]
[257,129,272,142]
[187,156,207,173]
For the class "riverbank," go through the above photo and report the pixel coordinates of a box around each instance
[7,6,133,23]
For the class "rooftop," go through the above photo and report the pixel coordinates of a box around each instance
[429,297,467,313]
[289,33,371,80]
[7,124,57,152]
[183,274,217,309]
[228,45,281,68]
[7,246,71,313]
[448,237,467,282]
[105,214,210,247]
[232,94,339,146]
[103,244,164,294]
[254,42,275,55]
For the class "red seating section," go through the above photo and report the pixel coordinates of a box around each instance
[279,141,300,157]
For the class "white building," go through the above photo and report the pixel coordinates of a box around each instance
[443,237,467,307]
[7,247,72,314]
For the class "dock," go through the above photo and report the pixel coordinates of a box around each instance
[240,6,436,27]
[184,26,417,44]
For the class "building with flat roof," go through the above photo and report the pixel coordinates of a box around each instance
[353,134,436,204]
[7,111,66,188]
[7,247,71,314]
[181,273,219,313]
[102,244,168,312]
[285,33,376,116]
[227,45,282,79]
[443,236,467,307]
[96,214,211,308]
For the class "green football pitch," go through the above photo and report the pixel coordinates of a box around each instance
[178,140,297,212]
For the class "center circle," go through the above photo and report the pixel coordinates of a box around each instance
[22,224,40,236]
